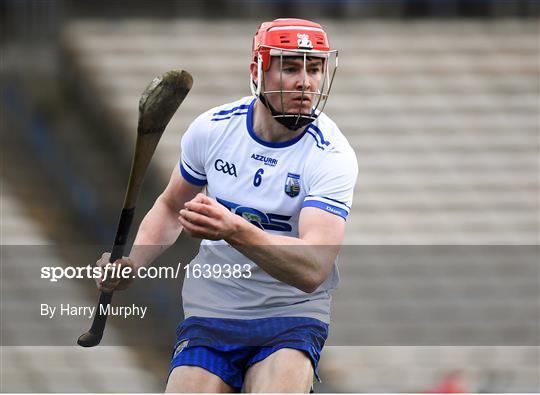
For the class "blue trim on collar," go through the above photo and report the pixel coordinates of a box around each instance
[246,99,308,149]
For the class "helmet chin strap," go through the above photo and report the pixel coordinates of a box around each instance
[258,93,317,131]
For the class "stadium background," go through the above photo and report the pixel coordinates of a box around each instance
[1,0,539,392]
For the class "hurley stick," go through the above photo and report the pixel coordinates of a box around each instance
[77,70,193,347]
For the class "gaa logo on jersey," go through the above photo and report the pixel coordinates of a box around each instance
[214,159,237,177]
[284,173,301,197]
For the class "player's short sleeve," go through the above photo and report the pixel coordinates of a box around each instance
[303,146,358,220]
[179,113,209,186]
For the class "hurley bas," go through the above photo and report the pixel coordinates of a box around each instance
[41,303,148,319]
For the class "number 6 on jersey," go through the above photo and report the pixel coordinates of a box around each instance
[253,168,264,187]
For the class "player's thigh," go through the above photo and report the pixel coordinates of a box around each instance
[166,365,235,393]
[243,348,314,393]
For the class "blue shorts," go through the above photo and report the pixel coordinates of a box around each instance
[168,316,329,391]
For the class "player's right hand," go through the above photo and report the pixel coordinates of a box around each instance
[95,252,136,293]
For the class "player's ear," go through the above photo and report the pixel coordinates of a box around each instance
[249,62,258,85]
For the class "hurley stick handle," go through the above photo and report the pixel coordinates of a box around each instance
[85,207,135,339]
[78,207,135,347]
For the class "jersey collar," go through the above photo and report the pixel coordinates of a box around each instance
[246,98,308,148]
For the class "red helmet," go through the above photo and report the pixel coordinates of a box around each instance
[250,18,338,130]
[252,18,331,71]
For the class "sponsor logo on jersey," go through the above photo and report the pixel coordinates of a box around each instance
[173,339,189,358]
[325,205,341,215]
[285,173,301,197]
[251,153,278,167]
[297,33,313,49]
[214,159,237,177]
[217,197,292,232]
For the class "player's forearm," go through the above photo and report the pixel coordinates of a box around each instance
[130,195,183,268]
[226,220,336,293]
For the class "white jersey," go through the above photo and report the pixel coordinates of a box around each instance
[179,96,358,323]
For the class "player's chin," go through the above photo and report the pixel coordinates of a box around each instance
[287,106,313,116]
[268,100,312,117]
[289,99,313,112]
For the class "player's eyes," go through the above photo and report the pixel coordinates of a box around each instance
[283,67,298,73]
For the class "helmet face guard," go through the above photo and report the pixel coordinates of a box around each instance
[250,19,338,130]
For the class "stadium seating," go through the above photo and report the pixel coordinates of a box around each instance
[1,182,161,392]
[62,20,538,247]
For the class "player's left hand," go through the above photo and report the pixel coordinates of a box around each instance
[178,193,240,241]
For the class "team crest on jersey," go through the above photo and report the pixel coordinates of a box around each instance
[173,339,189,358]
[297,33,313,49]
[284,173,301,197]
